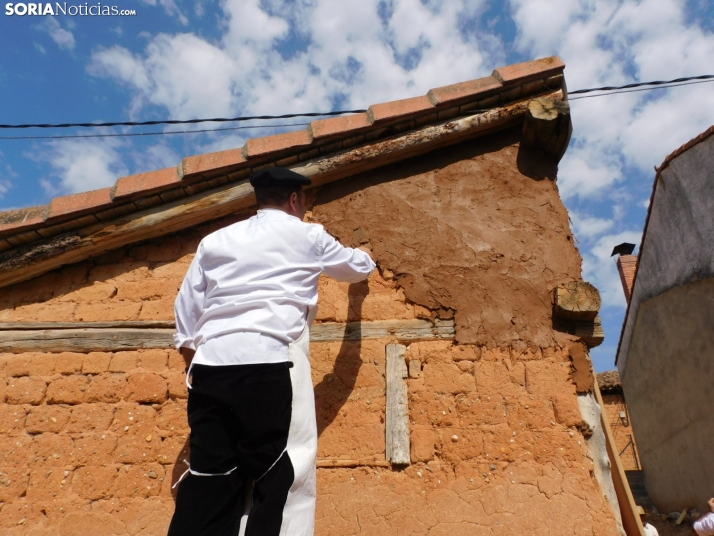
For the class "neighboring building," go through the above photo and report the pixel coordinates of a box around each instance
[598,371,641,472]
[0,57,637,534]
[616,125,714,514]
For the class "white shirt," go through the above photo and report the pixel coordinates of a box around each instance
[174,208,375,365]
[643,522,659,536]
[694,513,714,536]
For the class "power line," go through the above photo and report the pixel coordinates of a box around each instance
[568,78,714,100]
[0,74,711,140]
[0,123,310,141]
[0,110,366,130]
[568,74,714,94]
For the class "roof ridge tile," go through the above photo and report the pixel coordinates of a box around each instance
[493,56,565,85]
[242,129,313,159]
[427,75,502,106]
[46,187,114,221]
[112,166,182,200]
[367,95,434,124]
[180,147,247,181]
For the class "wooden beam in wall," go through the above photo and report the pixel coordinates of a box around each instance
[0,90,564,290]
[385,343,411,466]
[521,96,572,163]
[553,281,602,321]
[0,319,455,353]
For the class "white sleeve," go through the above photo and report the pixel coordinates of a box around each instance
[694,513,714,535]
[319,229,375,283]
[173,242,207,350]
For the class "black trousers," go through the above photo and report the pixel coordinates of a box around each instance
[168,362,296,536]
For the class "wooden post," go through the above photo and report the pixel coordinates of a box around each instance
[594,377,646,536]
[521,96,572,163]
[386,343,410,465]
[553,281,601,321]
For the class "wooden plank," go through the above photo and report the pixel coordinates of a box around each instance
[593,378,647,536]
[310,319,454,342]
[553,315,604,348]
[0,328,176,353]
[0,321,176,331]
[0,90,564,290]
[0,319,455,353]
[385,343,410,466]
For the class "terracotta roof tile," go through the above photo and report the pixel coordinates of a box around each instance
[597,370,622,391]
[656,124,714,175]
[493,56,565,85]
[427,75,502,106]
[181,148,247,180]
[242,129,312,159]
[0,56,568,252]
[367,95,434,124]
[46,187,113,220]
[0,206,46,234]
[113,167,181,200]
[309,113,372,140]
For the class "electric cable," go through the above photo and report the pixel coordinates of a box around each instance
[0,123,310,141]
[0,74,711,140]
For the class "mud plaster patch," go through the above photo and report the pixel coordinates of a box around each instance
[313,129,582,348]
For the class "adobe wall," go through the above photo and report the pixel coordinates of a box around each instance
[0,130,621,534]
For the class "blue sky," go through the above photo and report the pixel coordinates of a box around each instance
[1,0,713,371]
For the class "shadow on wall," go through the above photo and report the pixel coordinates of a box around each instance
[314,281,367,437]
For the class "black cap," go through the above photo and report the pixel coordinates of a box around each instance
[249,167,312,188]
[610,243,636,257]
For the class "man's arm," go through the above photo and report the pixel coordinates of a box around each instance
[693,501,714,536]
[320,231,376,282]
[174,242,207,359]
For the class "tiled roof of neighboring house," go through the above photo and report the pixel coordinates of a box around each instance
[0,56,565,252]
[597,370,622,391]
[655,124,714,176]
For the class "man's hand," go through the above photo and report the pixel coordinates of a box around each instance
[708,497,714,513]
[179,347,195,370]
[357,245,373,259]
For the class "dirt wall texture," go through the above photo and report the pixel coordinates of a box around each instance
[312,129,582,349]
[0,131,620,535]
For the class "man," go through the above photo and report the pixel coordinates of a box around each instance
[694,498,714,536]
[637,506,659,536]
[168,167,375,536]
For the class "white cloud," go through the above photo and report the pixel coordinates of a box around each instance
[0,180,9,199]
[140,0,188,24]
[132,142,180,172]
[41,18,75,50]
[88,0,495,121]
[570,212,615,240]
[511,0,714,200]
[41,139,128,194]
[89,34,237,119]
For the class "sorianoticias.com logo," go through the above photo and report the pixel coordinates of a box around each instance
[5,2,136,15]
